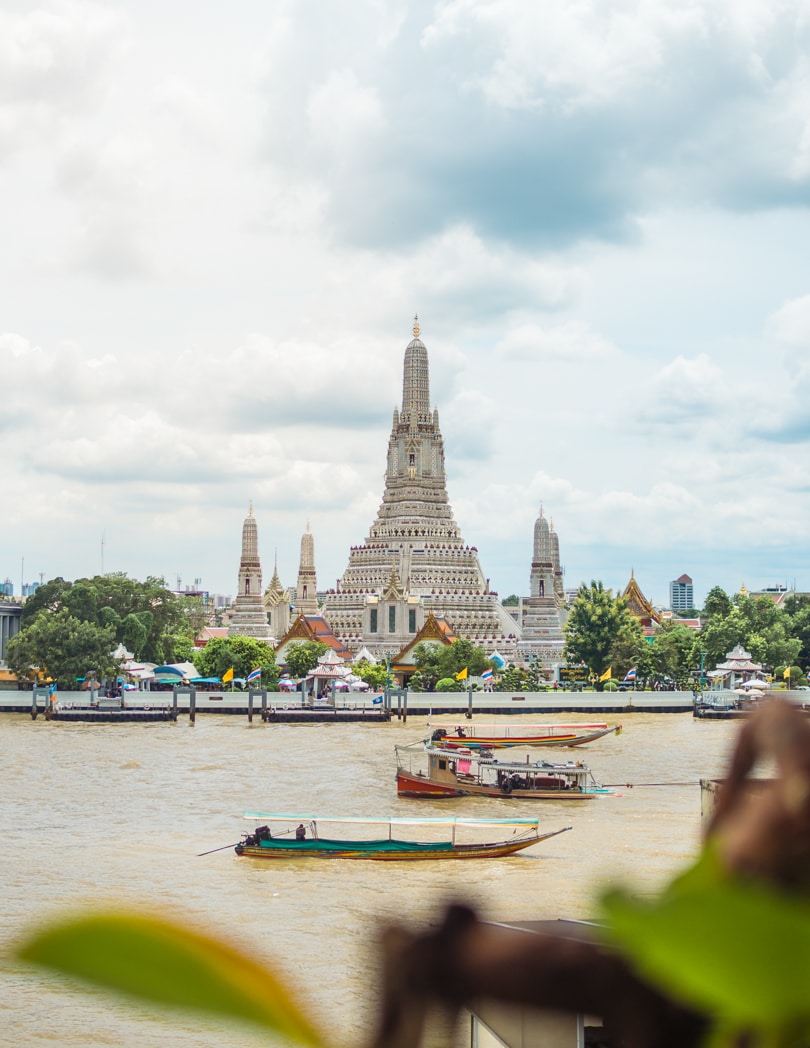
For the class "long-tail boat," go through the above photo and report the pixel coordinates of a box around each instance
[232,814,571,861]
[428,722,622,749]
[396,743,616,800]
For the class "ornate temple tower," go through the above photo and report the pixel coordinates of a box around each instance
[294,523,319,615]
[321,318,518,658]
[263,554,290,642]
[228,505,273,641]
[517,507,566,670]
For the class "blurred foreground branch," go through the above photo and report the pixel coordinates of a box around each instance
[371,698,810,1048]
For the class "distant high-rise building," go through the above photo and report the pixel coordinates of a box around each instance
[670,573,694,611]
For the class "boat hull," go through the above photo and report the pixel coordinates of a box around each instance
[436,725,620,749]
[395,769,598,800]
[235,829,569,860]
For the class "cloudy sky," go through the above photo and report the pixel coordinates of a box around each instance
[3,0,810,610]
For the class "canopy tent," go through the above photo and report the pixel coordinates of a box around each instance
[152,663,197,679]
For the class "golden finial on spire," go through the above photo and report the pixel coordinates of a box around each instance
[249,501,253,517]
[413,314,420,338]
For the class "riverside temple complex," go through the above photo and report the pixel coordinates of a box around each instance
[231,319,568,670]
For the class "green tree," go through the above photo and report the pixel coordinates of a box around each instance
[193,636,279,684]
[436,638,491,680]
[703,585,733,620]
[607,619,646,683]
[412,643,444,691]
[698,592,801,673]
[171,635,196,664]
[6,608,118,686]
[494,664,531,692]
[121,612,150,657]
[282,641,327,679]
[354,659,387,689]
[21,573,185,664]
[652,622,700,687]
[501,594,520,606]
[564,581,638,686]
[698,606,746,667]
[784,600,810,669]
[178,595,212,641]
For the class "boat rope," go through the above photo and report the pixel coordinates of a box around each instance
[602,781,699,788]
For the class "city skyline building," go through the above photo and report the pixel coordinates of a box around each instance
[670,573,694,612]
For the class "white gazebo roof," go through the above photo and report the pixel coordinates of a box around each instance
[715,643,762,672]
[309,664,350,679]
[317,649,344,666]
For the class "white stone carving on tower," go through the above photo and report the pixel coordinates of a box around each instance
[321,319,519,659]
[229,504,273,641]
[294,522,319,615]
[517,505,566,670]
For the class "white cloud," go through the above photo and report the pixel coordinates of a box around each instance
[645,354,726,422]
[307,69,384,157]
[495,320,619,362]
[768,292,810,350]
[0,2,128,158]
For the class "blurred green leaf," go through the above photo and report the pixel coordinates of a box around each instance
[15,910,326,1046]
[602,869,810,1032]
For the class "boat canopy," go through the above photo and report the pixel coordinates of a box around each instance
[242,813,544,828]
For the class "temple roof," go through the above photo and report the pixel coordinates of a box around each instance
[274,614,352,661]
[391,612,456,670]
[622,572,661,626]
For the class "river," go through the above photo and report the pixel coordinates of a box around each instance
[0,711,740,1048]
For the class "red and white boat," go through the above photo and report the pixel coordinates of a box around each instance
[396,744,616,800]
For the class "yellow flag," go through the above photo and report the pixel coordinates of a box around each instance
[784,667,791,679]
[222,667,234,683]
[455,667,468,681]
[599,667,612,682]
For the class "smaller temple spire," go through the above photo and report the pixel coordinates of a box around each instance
[413,313,420,338]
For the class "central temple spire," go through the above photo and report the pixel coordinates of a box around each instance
[401,313,431,425]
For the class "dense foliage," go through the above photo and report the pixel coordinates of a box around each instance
[6,608,118,685]
[353,659,387,689]
[192,636,279,685]
[408,639,492,691]
[560,582,809,688]
[281,641,328,679]
[563,581,641,686]
[20,574,189,664]
[7,573,194,684]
